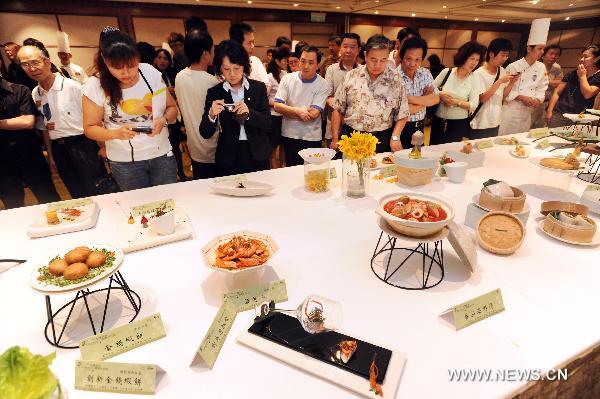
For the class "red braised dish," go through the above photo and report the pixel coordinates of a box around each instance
[384,195,447,222]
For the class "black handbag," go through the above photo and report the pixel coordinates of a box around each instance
[426,68,452,118]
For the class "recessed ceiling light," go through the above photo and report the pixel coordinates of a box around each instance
[531,0,539,4]
[474,18,479,21]
[565,16,570,20]
[444,16,448,19]
[293,3,299,6]
[247,0,252,3]
[569,2,573,5]
[375,0,379,2]
[336,5,340,9]
[442,5,447,8]
[411,13,416,17]
[374,10,379,14]
[501,19,506,22]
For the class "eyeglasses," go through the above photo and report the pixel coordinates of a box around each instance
[20,59,44,70]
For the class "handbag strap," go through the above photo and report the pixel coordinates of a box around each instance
[469,67,501,121]
[438,68,452,90]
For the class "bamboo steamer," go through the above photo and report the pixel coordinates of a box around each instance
[476,212,525,255]
[479,186,526,213]
[540,202,596,243]
[396,165,434,187]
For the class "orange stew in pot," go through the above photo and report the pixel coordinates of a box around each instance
[384,195,447,222]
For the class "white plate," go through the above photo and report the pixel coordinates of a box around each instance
[472,194,531,216]
[586,109,600,117]
[530,156,586,173]
[201,230,277,273]
[27,202,100,238]
[29,244,124,294]
[509,148,530,158]
[494,137,529,146]
[537,220,600,246]
[581,185,600,215]
[370,152,394,170]
[209,180,274,197]
[237,323,406,399]
[563,113,600,123]
[118,208,193,253]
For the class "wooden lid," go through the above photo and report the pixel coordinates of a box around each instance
[476,212,525,255]
[540,201,588,216]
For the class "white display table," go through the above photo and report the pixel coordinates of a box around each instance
[1,133,598,398]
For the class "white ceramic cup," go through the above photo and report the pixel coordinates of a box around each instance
[444,161,468,183]
[149,211,175,235]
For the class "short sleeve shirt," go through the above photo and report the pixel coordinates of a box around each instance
[0,79,37,142]
[397,67,438,122]
[554,70,600,115]
[333,64,409,132]
[274,71,329,141]
[82,63,172,162]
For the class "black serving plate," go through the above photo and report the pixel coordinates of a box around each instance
[248,312,392,383]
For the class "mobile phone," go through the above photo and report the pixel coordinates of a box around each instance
[224,103,235,111]
[131,125,152,133]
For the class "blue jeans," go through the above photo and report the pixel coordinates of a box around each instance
[110,154,177,191]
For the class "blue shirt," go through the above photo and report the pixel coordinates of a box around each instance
[397,67,438,122]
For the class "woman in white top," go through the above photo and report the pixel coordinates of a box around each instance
[82,27,178,191]
[266,47,289,168]
[430,42,485,145]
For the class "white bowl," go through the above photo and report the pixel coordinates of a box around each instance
[375,193,454,238]
[443,161,468,183]
[148,211,175,236]
[201,231,278,289]
[298,148,336,164]
[581,185,600,215]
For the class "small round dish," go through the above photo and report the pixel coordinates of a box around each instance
[537,220,600,246]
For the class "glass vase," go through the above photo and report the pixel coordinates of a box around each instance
[342,155,370,198]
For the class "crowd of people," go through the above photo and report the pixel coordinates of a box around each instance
[1,16,599,209]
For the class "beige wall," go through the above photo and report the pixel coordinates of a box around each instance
[548,26,598,74]
[0,12,118,73]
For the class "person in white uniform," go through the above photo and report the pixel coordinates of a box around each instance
[18,45,107,198]
[229,22,270,94]
[499,18,550,136]
[56,31,88,85]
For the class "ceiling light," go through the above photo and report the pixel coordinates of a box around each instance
[474,18,479,21]
[531,0,539,4]
[374,10,379,14]
[442,5,447,8]
[293,3,299,6]
[444,16,448,19]
[336,5,340,9]
[411,13,416,17]
[375,0,379,2]
[501,19,506,22]
[569,3,573,5]
[565,16,570,20]
[247,0,252,3]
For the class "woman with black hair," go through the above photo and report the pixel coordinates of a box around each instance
[547,44,600,128]
[82,27,178,191]
[200,40,271,176]
[266,47,289,168]
[430,41,485,145]
[154,48,186,181]
[427,54,445,79]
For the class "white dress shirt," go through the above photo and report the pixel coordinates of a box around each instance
[61,62,87,85]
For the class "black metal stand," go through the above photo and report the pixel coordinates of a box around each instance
[44,271,141,349]
[577,153,600,184]
[371,230,445,290]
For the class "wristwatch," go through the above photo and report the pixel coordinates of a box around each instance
[391,136,400,141]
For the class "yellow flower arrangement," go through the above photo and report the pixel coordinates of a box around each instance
[337,131,379,161]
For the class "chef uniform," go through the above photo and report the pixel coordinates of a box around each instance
[57,31,87,85]
[499,18,550,136]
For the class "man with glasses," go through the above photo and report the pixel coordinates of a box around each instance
[0,70,59,209]
[18,45,107,199]
[324,32,361,148]
[331,34,409,153]
[274,46,329,166]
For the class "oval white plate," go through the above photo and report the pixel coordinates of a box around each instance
[563,113,600,123]
[494,137,529,146]
[209,180,274,197]
[509,148,530,158]
[29,245,124,294]
[537,220,600,246]
[530,156,586,173]
[472,193,531,215]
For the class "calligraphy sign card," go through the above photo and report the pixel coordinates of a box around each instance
[80,314,166,361]
[442,289,505,331]
[75,360,162,395]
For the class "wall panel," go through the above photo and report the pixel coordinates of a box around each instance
[132,17,184,46]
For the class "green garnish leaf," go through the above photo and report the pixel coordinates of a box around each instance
[0,346,59,399]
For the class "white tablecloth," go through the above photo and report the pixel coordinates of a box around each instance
[1,133,599,398]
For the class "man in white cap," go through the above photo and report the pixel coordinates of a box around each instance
[56,31,87,85]
[498,18,550,135]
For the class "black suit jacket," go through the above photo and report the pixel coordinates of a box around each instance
[200,79,271,169]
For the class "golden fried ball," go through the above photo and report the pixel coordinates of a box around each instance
[63,262,89,280]
[48,258,68,276]
[85,251,107,268]
[64,247,91,264]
